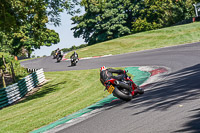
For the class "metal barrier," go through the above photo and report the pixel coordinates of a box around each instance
[193,3,200,17]
[26,68,38,73]
[0,68,45,109]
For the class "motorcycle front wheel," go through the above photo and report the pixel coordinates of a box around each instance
[113,86,132,101]
[57,57,61,62]
[71,61,76,66]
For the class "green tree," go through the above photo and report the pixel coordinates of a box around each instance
[71,0,143,45]
[9,25,60,57]
[0,0,71,56]
[0,0,69,33]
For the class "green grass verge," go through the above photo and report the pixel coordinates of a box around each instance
[0,69,123,133]
[18,58,35,62]
[65,22,200,59]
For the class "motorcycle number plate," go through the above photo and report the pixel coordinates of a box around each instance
[107,85,115,94]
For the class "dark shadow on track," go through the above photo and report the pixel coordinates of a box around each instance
[125,64,200,133]
[68,65,76,67]
[174,107,200,133]
[55,61,62,63]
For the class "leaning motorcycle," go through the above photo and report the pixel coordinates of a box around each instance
[102,71,144,101]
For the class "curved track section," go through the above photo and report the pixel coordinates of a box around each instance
[21,42,200,73]
[22,42,200,133]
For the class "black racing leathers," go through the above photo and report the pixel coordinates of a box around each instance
[100,68,125,85]
[70,52,78,59]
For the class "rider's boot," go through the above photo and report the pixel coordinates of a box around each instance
[138,87,144,94]
[134,86,144,95]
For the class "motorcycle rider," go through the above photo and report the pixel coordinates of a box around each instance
[55,48,60,55]
[52,48,60,59]
[70,51,79,65]
[58,49,63,56]
[56,48,63,61]
[100,66,143,96]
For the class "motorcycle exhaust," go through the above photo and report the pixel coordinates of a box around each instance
[114,81,132,92]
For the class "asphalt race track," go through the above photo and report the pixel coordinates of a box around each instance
[21,42,200,133]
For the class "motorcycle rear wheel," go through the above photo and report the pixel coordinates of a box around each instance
[113,86,132,101]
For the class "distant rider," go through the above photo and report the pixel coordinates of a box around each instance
[56,48,60,54]
[55,48,60,56]
[57,49,63,59]
[100,66,143,96]
[52,48,60,59]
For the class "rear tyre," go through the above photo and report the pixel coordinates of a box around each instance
[113,86,132,101]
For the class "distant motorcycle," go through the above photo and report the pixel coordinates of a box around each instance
[103,71,144,101]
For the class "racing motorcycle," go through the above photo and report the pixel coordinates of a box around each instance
[71,58,79,66]
[103,71,144,101]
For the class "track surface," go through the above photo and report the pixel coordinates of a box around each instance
[21,42,200,133]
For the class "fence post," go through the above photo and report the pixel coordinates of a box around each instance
[10,62,16,83]
[2,55,7,72]
[1,69,6,88]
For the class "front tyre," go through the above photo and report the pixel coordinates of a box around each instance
[57,58,60,62]
[113,87,132,101]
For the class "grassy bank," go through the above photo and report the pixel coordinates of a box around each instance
[0,69,111,133]
[65,22,200,58]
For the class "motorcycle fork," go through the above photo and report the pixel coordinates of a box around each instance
[131,82,138,96]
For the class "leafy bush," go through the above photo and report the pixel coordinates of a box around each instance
[131,18,161,33]
[62,44,88,53]
[0,52,13,70]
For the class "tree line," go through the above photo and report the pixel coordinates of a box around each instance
[51,44,88,55]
